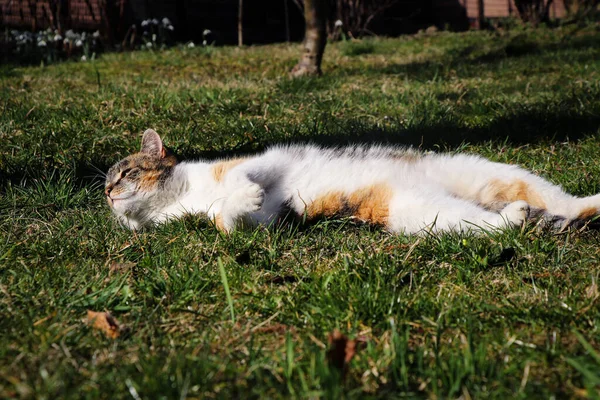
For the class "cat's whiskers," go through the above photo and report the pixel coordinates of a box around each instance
[89,163,108,180]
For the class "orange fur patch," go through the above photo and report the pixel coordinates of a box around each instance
[214,214,226,232]
[211,158,248,182]
[480,179,546,209]
[577,207,597,220]
[306,184,392,225]
[347,184,393,225]
[306,191,346,219]
[139,171,162,190]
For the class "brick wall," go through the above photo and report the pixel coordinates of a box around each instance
[0,0,571,44]
[0,0,107,31]
[1,0,57,30]
[69,0,105,29]
[459,0,567,19]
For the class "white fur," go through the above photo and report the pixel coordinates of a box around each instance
[110,144,600,234]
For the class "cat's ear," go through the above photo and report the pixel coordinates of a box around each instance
[141,129,165,158]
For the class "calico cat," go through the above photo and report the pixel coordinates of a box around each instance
[105,129,600,234]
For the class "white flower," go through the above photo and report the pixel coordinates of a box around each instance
[202,40,207,46]
[187,42,195,48]
[64,38,70,44]
[203,29,212,36]
[93,30,100,38]
[152,34,157,42]
[141,20,149,27]
[54,34,62,42]
[146,42,153,48]
[162,17,171,26]
[66,29,76,38]
[167,25,174,31]
[75,39,83,47]
[335,19,343,28]
[151,18,159,25]
[81,55,87,61]
[37,40,47,47]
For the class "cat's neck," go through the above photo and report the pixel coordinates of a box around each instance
[161,164,192,200]
[151,161,218,220]
[159,161,208,203]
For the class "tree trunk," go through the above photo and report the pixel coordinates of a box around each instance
[238,0,243,46]
[291,0,328,77]
[541,0,555,23]
[477,0,485,29]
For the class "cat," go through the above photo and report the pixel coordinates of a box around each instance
[105,129,600,234]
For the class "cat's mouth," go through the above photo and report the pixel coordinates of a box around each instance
[107,195,133,205]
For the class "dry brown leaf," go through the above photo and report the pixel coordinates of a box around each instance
[109,261,136,276]
[326,329,357,372]
[86,310,121,339]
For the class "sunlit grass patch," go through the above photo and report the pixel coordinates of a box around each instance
[1,24,600,398]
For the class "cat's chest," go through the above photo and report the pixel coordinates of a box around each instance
[167,164,229,215]
[173,182,230,216]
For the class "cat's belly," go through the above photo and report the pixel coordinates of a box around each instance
[282,161,425,220]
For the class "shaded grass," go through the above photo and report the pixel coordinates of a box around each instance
[1,24,600,398]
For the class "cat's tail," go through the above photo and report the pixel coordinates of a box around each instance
[524,199,600,232]
[571,194,600,221]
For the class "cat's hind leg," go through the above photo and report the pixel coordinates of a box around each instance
[427,154,600,229]
[386,187,528,235]
[475,172,600,229]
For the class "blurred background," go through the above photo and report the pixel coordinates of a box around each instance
[2,0,590,63]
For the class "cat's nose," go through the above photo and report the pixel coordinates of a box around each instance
[105,186,112,196]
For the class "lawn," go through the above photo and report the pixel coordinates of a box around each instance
[1,24,600,398]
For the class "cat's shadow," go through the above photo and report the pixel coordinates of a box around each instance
[174,106,600,161]
[3,105,599,190]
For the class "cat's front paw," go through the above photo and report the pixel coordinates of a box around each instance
[501,200,530,226]
[230,183,265,214]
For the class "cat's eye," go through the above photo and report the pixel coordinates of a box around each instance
[120,168,137,178]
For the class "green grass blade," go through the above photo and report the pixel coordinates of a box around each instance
[573,330,600,366]
[217,257,235,323]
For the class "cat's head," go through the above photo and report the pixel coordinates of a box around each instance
[105,129,177,229]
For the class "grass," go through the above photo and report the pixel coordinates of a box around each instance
[1,24,600,398]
